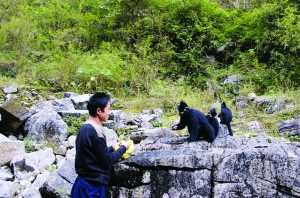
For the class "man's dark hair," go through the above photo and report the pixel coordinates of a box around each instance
[87,92,111,116]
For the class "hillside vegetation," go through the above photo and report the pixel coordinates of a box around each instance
[0,0,299,139]
[0,0,299,93]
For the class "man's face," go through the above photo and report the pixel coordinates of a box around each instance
[97,101,112,122]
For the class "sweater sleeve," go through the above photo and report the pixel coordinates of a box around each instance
[92,132,127,165]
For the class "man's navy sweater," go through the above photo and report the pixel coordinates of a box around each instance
[75,123,126,185]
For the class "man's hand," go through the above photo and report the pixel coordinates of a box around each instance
[121,140,134,160]
[120,140,129,148]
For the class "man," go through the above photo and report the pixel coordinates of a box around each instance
[172,101,216,142]
[71,92,128,198]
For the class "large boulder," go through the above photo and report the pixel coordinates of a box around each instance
[0,166,13,181]
[35,135,300,198]
[2,84,18,94]
[0,134,25,166]
[254,96,293,114]
[223,74,243,85]
[115,136,300,197]
[11,148,55,181]
[70,94,91,110]
[279,118,300,136]
[24,109,68,143]
[40,172,72,198]
[130,128,177,144]
[0,180,19,197]
[40,160,76,198]
[0,97,32,135]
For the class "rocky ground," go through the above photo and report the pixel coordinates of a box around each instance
[0,84,300,198]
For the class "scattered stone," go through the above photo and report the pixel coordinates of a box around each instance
[56,155,66,169]
[248,92,257,101]
[0,166,13,181]
[130,128,177,144]
[279,118,300,136]
[52,98,75,112]
[53,145,67,156]
[64,92,78,98]
[40,172,72,198]
[234,96,249,109]
[58,110,88,118]
[24,109,68,143]
[57,160,77,184]
[247,121,265,135]
[0,180,19,198]
[223,75,243,85]
[71,94,91,110]
[102,127,118,147]
[65,148,75,160]
[66,135,76,149]
[0,97,32,135]
[47,95,57,100]
[25,148,55,172]
[0,134,25,166]
[3,84,18,94]
[5,93,17,101]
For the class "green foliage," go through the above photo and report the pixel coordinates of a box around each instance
[63,116,87,136]
[0,0,299,95]
[23,137,37,152]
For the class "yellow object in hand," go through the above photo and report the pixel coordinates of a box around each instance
[122,140,134,160]
[113,143,120,151]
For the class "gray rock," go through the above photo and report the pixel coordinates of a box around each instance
[0,180,19,198]
[0,97,32,135]
[57,160,77,184]
[56,155,66,169]
[253,96,292,114]
[20,172,50,198]
[130,128,177,144]
[0,134,25,166]
[24,148,55,173]
[8,135,17,141]
[40,172,72,198]
[16,135,300,198]
[5,93,17,101]
[52,98,75,112]
[63,92,78,98]
[223,75,243,85]
[102,127,118,147]
[66,135,76,149]
[3,84,18,94]
[113,136,300,197]
[24,109,68,143]
[266,98,293,114]
[152,108,163,117]
[235,96,249,109]
[103,120,116,129]
[0,166,13,181]
[279,118,300,136]
[33,171,50,188]
[58,110,88,118]
[53,145,67,156]
[21,187,42,198]
[65,148,75,160]
[111,185,151,198]
[29,100,54,114]
[71,94,91,110]
[247,121,265,134]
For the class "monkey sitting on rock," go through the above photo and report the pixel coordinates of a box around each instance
[171,101,216,143]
